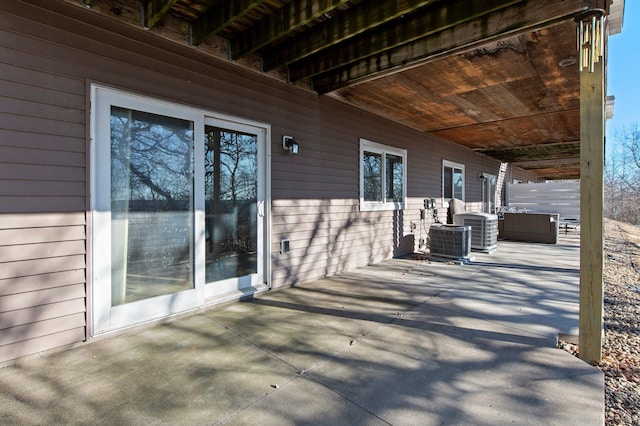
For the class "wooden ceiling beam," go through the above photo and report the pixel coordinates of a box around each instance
[261,0,440,72]
[476,140,581,153]
[516,161,580,172]
[476,141,581,163]
[537,168,580,180]
[143,0,180,29]
[310,0,585,93]
[511,157,581,169]
[229,0,351,60]
[191,0,270,46]
[290,0,521,82]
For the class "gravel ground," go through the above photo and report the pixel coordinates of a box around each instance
[560,220,640,425]
[602,220,640,425]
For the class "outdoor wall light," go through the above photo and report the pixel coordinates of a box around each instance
[282,135,299,155]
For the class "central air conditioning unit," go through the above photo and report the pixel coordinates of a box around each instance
[428,224,471,261]
[454,212,498,252]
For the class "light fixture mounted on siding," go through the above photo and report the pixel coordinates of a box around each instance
[282,135,299,155]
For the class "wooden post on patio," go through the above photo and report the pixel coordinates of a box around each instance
[578,25,605,364]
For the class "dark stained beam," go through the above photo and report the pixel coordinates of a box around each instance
[191,0,270,46]
[531,163,581,171]
[514,158,581,180]
[229,0,351,60]
[431,108,580,150]
[311,0,586,93]
[290,0,521,81]
[261,0,441,72]
[536,168,580,180]
[144,0,180,29]
[511,157,581,170]
[476,141,581,163]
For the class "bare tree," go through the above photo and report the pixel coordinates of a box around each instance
[111,108,193,209]
[605,122,640,225]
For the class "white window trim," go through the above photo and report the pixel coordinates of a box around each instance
[442,159,465,201]
[359,138,407,211]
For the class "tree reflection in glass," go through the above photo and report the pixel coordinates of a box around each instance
[386,153,403,203]
[363,151,382,202]
[204,127,258,283]
[110,107,194,306]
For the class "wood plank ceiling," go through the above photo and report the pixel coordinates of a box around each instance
[77,0,612,180]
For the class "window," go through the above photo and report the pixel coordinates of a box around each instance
[360,139,406,211]
[442,160,465,201]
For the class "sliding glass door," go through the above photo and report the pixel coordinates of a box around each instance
[92,86,268,334]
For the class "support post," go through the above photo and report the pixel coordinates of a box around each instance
[579,55,604,364]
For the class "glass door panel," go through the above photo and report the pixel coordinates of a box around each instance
[204,126,258,284]
[110,106,194,305]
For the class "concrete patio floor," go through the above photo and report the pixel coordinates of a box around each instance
[0,234,603,425]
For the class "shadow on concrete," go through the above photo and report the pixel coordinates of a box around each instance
[0,238,602,425]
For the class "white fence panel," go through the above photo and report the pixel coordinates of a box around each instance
[507,181,580,221]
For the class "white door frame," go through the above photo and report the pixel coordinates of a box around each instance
[90,84,271,335]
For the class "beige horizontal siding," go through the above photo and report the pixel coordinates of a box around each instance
[0,255,85,280]
[0,212,85,229]
[0,241,85,263]
[0,284,85,313]
[0,313,85,347]
[0,196,85,213]
[0,225,85,245]
[271,198,413,287]
[0,270,85,297]
[0,212,86,359]
[0,328,85,364]
[272,217,403,235]
[0,298,85,330]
